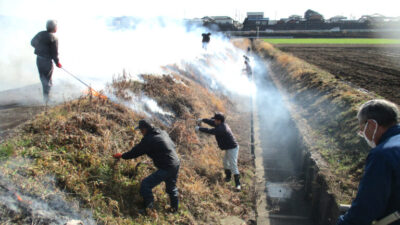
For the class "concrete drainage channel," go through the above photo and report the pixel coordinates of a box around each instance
[252,55,339,225]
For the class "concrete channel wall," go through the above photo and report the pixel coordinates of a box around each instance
[252,46,341,225]
[270,60,341,225]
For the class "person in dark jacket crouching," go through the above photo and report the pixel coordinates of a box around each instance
[337,99,400,225]
[31,20,62,103]
[113,120,180,212]
[195,112,241,191]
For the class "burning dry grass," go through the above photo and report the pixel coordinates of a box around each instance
[254,40,376,203]
[0,74,254,224]
[111,73,225,118]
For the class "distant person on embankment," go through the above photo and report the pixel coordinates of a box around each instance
[244,60,252,78]
[31,20,62,104]
[337,99,400,225]
[113,120,180,212]
[202,32,211,50]
[195,112,241,191]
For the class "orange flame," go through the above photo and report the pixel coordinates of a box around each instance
[84,88,108,100]
[15,193,22,201]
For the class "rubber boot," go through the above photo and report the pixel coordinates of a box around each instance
[224,169,231,182]
[234,174,241,191]
[139,201,154,215]
[43,93,49,106]
[170,197,179,213]
[145,201,154,210]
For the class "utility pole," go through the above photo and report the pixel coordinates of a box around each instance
[235,9,238,21]
[257,26,259,39]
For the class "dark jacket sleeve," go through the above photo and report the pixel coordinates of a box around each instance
[202,118,216,127]
[50,38,60,64]
[199,127,216,135]
[122,138,148,159]
[336,151,392,225]
[31,33,39,48]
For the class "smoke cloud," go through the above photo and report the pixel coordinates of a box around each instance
[0,158,95,225]
[0,13,254,105]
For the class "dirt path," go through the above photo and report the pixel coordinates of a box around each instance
[0,104,44,139]
[0,84,46,140]
[277,45,400,105]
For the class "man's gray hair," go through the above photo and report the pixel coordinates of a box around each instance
[357,99,399,127]
[46,20,57,32]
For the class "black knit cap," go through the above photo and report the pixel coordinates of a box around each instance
[135,119,153,130]
[212,112,225,122]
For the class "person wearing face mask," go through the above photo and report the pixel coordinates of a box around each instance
[336,99,400,225]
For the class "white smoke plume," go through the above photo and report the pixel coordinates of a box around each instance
[0,2,254,102]
[108,90,174,117]
[0,158,96,225]
[0,1,262,223]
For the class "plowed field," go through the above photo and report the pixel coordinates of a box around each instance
[278,45,400,105]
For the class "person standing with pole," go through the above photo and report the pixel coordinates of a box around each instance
[31,20,62,103]
[195,112,241,191]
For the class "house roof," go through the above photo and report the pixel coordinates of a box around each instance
[210,16,233,20]
[247,18,269,21]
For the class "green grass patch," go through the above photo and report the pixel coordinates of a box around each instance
[0,143,14,159]
[263,38,400,45]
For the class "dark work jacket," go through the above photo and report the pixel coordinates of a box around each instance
[337,124,400,225]
[31,31,60,64]
[202,33,211,43]
[122,128,180,170]
[199,119,238,150]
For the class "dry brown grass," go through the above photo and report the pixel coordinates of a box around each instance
[231,39,252,51]
[276,54,296,67]
[0,73,254,224]
[256,42,275,52]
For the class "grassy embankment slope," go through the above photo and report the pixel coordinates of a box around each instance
[253,40,381,203]
[0,73,254,224]
[263,38,400,45]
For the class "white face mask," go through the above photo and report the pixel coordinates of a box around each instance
[361,120,378,148]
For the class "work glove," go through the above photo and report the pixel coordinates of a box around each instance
[113,153,122,159]
[195,126,200,131]
[56,62,62,68]
[197,118,203,123]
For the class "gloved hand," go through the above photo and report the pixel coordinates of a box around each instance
[56,62,62,68]
[195,126,200,131]
[113,153,122,159]
[197,118,203,123]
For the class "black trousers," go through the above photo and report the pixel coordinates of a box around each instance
[36,56,53,102]
[140,165,179,209]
